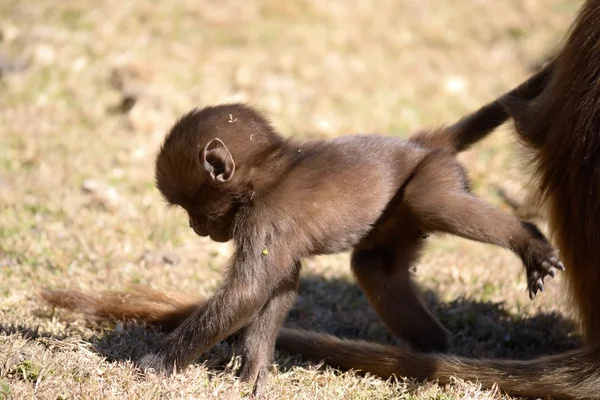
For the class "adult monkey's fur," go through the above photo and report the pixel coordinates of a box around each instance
[39,1,600,398]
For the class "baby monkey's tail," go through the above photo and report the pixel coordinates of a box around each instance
[39,286,200,330]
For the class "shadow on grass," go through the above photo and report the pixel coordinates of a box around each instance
[287,275,581,360]
[20,272,582,377]
[0,324,68,341]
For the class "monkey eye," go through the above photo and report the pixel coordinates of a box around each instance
[202,207,225,221]
[206,214,221,222]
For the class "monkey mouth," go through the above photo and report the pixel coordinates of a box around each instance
[192,227,208,237]
[189,217,209,237]
[189,217,231,242]
[191,226,229,242]
[190,222,209,238]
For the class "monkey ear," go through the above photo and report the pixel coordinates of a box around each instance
[200,138,235,182]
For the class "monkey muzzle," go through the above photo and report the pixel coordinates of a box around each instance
[189,217,209,237]
[189,216,231,243]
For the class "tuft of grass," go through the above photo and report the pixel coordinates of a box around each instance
[12,361,41,383]
[0,381,11,399]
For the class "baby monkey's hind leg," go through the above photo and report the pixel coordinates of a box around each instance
[404,152,564,299]
[351,243,450,352]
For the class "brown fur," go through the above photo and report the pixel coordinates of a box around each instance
[40,63,558,397]
[39,286,200,330]
[506,0,600,344]
[276,329,600,399]
[275,2,600,399]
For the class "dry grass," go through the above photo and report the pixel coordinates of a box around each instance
[0,0,584,398]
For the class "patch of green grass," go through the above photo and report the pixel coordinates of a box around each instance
[60,8,85,30]
[507,26,527,39]
[0,381,11,399]
[481,282,497,301]
[13,360,41,382]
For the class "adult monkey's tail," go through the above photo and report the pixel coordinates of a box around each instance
[275,328,600,400]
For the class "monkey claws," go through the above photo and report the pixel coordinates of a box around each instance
[138,352,174,376]
[239,362,270,398]
[251,368,270,398]
[527,252,565,299]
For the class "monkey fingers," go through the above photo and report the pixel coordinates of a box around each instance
[527,257,563,299]
[246,368,270,398]
[520,234,565,299]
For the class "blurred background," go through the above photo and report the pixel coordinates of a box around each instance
[0,1,583,399]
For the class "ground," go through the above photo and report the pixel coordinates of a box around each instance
[0,0,585,399]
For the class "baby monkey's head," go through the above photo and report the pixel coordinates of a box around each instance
[155,103,283,242]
